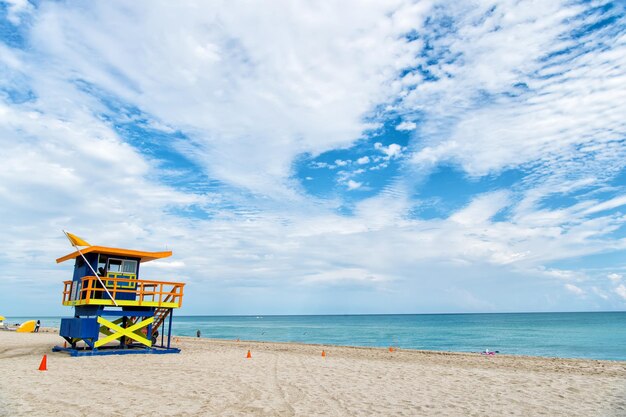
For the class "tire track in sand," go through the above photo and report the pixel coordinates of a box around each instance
[293,352,354,417]
[270,352,296,416]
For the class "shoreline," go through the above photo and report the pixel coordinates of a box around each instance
[25,327,626,363]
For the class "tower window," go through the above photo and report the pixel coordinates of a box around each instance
[122,260,137,274]
[108,259,122,273]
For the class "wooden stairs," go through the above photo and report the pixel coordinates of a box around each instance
[151,307,171,338]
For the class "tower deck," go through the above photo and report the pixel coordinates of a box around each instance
[62,276,184,308]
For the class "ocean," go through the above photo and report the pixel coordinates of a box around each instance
[8,312,626,361]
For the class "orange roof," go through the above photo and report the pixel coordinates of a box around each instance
[56,246,172,264]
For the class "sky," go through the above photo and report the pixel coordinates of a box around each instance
[0,0,625,316]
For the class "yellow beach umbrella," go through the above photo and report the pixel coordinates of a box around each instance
[0,315,5,321]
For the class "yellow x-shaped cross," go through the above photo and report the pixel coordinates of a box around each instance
[95,316,154,348]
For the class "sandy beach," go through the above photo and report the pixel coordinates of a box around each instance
[0,330,625,416]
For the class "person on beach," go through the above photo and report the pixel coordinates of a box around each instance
[34,320,40,333]
[196,329,201,338]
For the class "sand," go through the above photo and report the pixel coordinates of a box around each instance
[0,330,625,416]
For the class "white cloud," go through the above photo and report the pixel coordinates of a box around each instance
[311,162,329,169]
[302,268,387,285]
[592,287,609,300]
[450,190,510,226]
[615,284,626,301]
[583,196,626,216]
[346,180,362,190]
[369,162,388,171]
[565,284,584,296]
[142,260,186,269]
[608,273,622,283]
[356,156,370,165]
[375,142,403,159]
[542,269,579,281]
[395,121,416,131]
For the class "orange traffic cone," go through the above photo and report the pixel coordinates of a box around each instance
[38,355,47,371]
[321,350,326,358]
[246,350,252,359]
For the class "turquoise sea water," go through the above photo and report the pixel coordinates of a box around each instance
[8,312,626,361]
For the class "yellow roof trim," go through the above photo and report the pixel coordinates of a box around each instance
[56,246,172,264]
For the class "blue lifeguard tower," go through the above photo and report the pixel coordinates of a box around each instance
[53,233,185,356]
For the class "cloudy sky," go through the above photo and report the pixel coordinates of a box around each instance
[1,0,625,316]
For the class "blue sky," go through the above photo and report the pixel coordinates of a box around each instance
[0,0,625,316]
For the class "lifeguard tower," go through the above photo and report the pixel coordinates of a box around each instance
[52,233,185,356]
